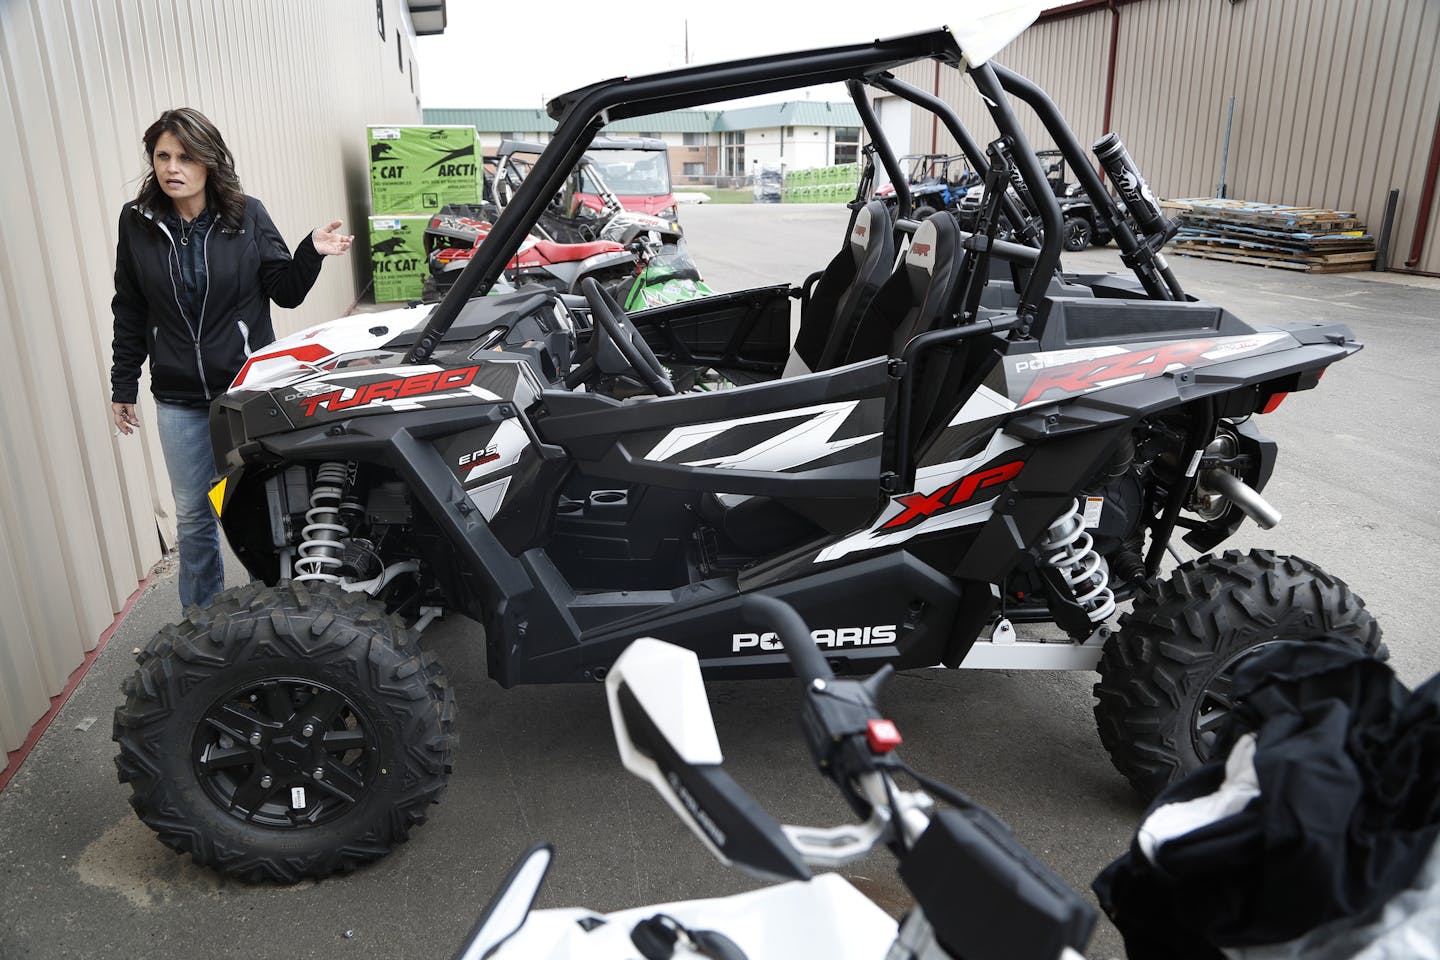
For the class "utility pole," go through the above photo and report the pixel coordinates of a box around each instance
[685,20,689,64]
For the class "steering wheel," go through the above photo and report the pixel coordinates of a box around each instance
[579,277,676,397]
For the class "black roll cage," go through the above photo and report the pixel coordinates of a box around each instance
[404,26,1178,365]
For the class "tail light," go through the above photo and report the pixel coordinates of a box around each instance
[1258,392,1288,414]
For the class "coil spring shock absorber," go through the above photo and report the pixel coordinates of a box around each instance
[1038,498,1116,623]
[294,462,350,583]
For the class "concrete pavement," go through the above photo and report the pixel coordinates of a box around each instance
[2,204,1436,960]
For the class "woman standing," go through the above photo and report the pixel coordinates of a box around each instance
[110,107,352,610]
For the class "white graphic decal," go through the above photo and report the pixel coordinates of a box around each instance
[645,401,878,473]
[463,419,530,482]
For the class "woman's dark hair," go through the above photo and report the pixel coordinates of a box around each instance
[136,108,246,228]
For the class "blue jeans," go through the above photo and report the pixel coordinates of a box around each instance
[156,401,224,610]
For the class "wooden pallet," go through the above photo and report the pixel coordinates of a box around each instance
[1170,245,1376,273]
[1173,235,1377,262]
[1163,198,1361,231]
[1162,196,1375,274]
[1175,220,1372,248]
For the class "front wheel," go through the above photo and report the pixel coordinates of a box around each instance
[1093,550,1382,800]
[113,582,455,882]
[1062,215,1093,251]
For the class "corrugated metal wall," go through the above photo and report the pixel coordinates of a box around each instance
[893,11,1112,159]
[0,0,423,771]
[892,0,1440,273]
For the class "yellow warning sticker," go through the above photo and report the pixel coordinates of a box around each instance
[208,477,227,517]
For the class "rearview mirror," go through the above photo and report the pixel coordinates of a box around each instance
[453,843,552,960]
[606,638,810,882]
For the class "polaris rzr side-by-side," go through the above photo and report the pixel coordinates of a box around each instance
[874,152,979,220]
[955,148,1115,251]
[115,7,1381,882]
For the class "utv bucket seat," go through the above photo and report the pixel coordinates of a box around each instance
[784,200,896,377]
[704,212,973,555]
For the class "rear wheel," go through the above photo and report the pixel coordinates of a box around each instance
[113,582,455,882]
[1093,550,1382,800]
[912,204,938,221]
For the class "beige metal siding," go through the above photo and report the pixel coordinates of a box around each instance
[893,12,1111,158]
[891,0,1440,273]
[1111,0,1440,273]
[0,0,424,770]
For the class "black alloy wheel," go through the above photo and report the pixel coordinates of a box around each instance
[1062,215,1092,251]
[193,677,378,829]
[115,581,454,882]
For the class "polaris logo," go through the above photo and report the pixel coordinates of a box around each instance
[732,624,897,654]
[911,242,931,256]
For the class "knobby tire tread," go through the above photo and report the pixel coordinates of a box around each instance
[1092,549,1382,800]
[113,581,455,882]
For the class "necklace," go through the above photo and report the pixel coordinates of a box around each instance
[179,219,196,246]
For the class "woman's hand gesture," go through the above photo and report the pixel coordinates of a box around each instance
[312,221,354,256]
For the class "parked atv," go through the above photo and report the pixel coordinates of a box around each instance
[578,136,681,222]
[957,150,1115,252]
[423,147,714,308]
[1038,149,1113,251]
[874,152,979,220]
[115,14,1380,882]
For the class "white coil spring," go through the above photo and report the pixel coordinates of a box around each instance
[1038,498,1116,623]
[294,462,350,583]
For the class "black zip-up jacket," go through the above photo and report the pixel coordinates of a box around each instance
[110,195,324,404]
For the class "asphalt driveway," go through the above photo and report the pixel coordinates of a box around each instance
[2,204,1436,960]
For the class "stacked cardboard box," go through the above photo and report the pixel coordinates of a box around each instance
[782,163,860,204]
[366,125,482,301]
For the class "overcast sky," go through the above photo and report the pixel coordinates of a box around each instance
[414,7,969,111]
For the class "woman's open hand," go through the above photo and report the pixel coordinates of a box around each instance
[312,221,354,256]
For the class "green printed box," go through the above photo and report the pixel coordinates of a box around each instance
[368,215,430,302]
[368,125,482,214]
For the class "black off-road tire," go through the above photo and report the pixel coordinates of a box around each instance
[113,581,455,882]
[912,204,938,222]
[1062,215,1093,251]
[1093,549,1382,801]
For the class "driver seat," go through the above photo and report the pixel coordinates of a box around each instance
[784,200,896,377]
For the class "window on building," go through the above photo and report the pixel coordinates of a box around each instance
[833,126,860,165]
[376,0,384,37]
[682,132,705,147]
[634,132,661,140]
[722,131,746,177]
[682,162,705,177]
